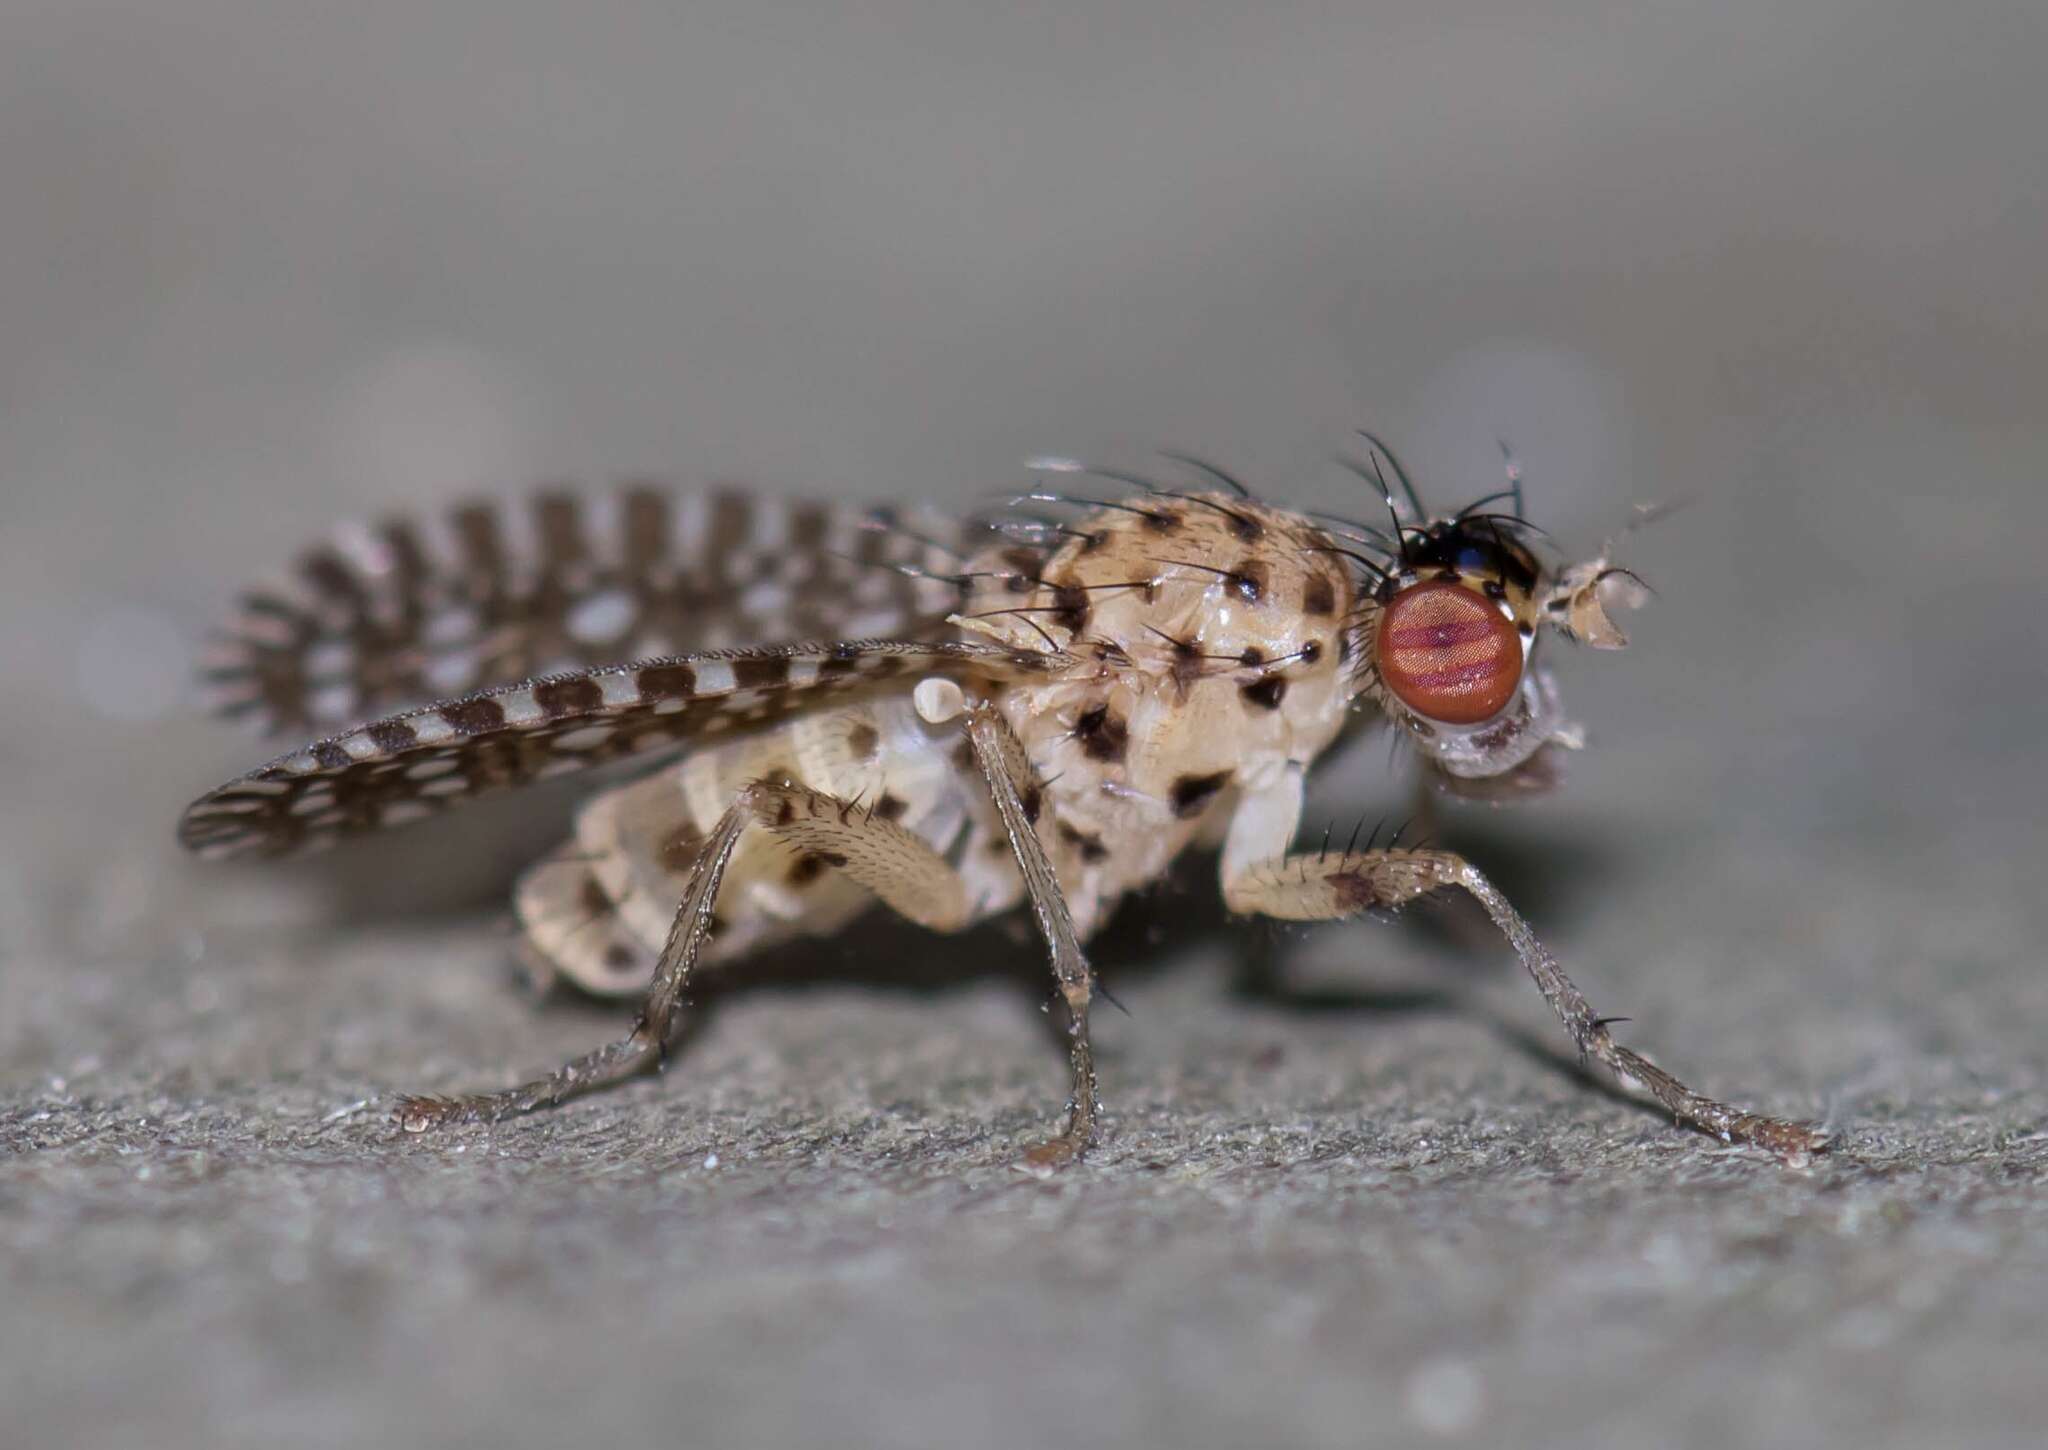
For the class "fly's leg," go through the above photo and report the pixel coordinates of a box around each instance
[961,698,1097,1169]
[1223,844,1829,1163]
[395,776,977,1130]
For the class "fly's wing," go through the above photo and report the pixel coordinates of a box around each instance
[201,486,997,737]
[178,639,1067,859]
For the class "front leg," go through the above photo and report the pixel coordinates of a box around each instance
[1221,778,1828,1162]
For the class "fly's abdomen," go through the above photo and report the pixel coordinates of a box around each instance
[517,694,1014,996]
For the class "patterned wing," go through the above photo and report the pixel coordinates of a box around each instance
[178,640,1067,859]
[200,485,993,736]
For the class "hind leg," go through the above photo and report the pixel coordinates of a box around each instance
[395,775,978,1129]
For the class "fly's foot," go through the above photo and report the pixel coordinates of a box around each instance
[393,1094,478,1133]
[1015,1098,1098,1174]
[1723,1110,1831,1166]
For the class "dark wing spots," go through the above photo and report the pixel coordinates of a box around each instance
[536,676,605,717]
[731,655,793,689]
[367,720,418,752]
[636,663,699,699]
[442,698,507,736]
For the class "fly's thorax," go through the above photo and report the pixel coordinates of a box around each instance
[961,491,1360,838]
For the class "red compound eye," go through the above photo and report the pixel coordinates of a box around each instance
[1376,581,1523,725]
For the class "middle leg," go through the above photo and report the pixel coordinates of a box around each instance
[960,697,1099,1168]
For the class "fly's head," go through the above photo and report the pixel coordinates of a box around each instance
[1343,486,1652,801]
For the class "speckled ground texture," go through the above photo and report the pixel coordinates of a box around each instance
[6,6,2047,1448]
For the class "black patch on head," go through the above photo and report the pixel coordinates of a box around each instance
[1071,702,1129,764]
[1298,639,1322,665]
[846,721,880,760]
[873,792,908,821]
[1227,558,1268,605]
[1170,770,1231,818]
[1241,677,1288,711]
[1303,573,1338,616]
[1408,518,1541,594]
[1142,509,1180,535]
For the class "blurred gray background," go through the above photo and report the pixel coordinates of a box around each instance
[4,4,2045,1448]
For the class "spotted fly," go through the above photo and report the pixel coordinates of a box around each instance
[180,442,1827,1164]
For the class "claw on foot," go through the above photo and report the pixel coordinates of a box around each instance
[394,1095,473,1133]
[1016,1135,1085,1175]
[1738,1115,1831,1167]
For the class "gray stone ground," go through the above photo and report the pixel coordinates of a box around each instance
[6,6,2047,1448]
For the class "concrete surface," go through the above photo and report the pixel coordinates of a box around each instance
[4,5,2046,1448]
